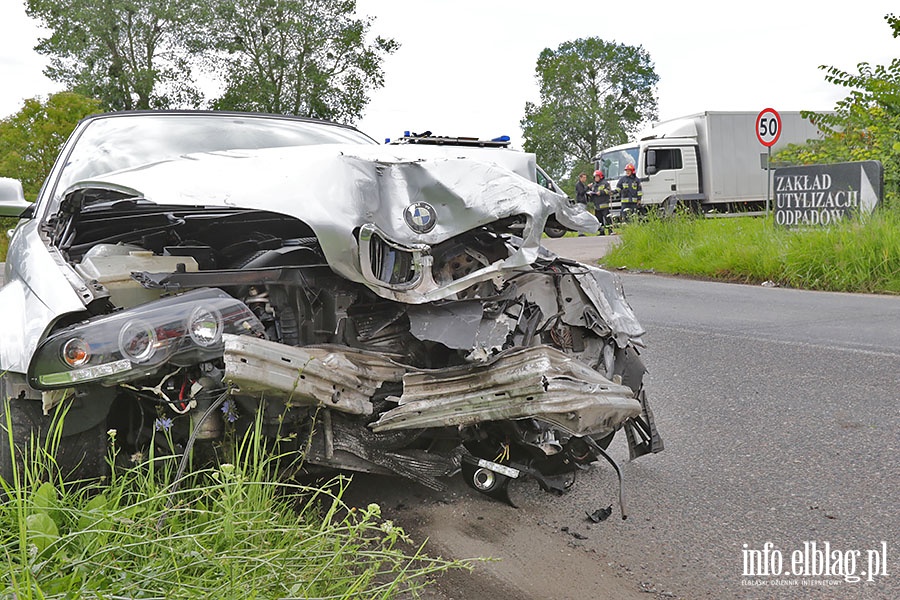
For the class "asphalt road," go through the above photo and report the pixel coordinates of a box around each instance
[542,233,621,264]
[345,237,899,599]
[569,273,900,599]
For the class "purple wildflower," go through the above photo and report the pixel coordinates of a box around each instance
[221,399,239,423]
[154,416,174,432]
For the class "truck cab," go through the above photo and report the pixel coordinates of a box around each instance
[595,111,827,215]
[596,122,702,215]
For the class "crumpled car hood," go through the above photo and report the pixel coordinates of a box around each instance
[66,144,598,301]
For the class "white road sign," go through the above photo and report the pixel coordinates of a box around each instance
[756,108,782,147]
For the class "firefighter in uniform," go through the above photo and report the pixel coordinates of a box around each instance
[616,163,642,222]
[588,170,612,235]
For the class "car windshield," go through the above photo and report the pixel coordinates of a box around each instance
[54,113,377,198]
[597,147,639,180]
[535,165,565,196]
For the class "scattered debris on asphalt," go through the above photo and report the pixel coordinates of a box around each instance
[586,505,614,523]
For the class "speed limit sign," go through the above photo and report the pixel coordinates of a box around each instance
[756,108,782,147]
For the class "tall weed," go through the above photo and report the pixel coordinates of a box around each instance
[0,410,462,598]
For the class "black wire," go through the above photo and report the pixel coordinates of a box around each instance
[583,435,628,521]
[157,390,229,528]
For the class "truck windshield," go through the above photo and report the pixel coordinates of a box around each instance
[597,147,639,180]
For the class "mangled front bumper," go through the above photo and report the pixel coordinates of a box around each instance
[223,334,641,437]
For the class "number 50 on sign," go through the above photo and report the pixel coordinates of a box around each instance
[756,108,782,147]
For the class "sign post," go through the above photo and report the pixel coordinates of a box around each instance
[756,108,782,217]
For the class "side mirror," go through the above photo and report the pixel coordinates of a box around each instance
[0,177,32,217]
[645,150,657,175]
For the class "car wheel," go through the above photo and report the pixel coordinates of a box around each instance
[544,226,567,238]
[585,347,645,454]
[590,430,616,450]
[0,378,108,486]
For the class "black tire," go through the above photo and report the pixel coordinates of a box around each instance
[543,226,567,238]
[0,393,41,486]
[590,430,616,450]
[0,378,109,486]
[584,346,645,453]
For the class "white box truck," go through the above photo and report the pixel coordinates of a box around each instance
[594,111,826,214]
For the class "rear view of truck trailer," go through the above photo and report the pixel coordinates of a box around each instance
[595,111,826,214]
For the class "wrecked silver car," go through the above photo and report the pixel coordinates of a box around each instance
[0,111,661,504]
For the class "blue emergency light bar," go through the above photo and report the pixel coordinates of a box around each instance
[387,131,511,148]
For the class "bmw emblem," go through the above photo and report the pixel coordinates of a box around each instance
[404,202,437,233]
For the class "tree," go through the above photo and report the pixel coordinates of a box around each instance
[521,38,659,188]
[775,15,900,208]
[26,0,203,110]
[0,92,101,200]
[200,0,398,122]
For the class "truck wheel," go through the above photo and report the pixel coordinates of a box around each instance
[0,378,108,486]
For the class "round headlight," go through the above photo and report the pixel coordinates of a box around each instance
[188,306,221,347]
[118,320,157,362]
[62,338,91,367]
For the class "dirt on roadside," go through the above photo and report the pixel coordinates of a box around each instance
[343,474,656,600]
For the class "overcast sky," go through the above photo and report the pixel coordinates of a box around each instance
[1,0,898,149]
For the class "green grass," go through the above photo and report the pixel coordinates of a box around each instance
[602,210,900,294]
[0,217,13,260]
[0,411,463,599]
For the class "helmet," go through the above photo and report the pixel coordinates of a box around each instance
[594,170,604,178]
[625,163,635,173]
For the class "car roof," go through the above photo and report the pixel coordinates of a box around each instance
[77,110,375,141]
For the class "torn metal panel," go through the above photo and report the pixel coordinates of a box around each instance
[370,345,641,435]
[521,259,644,348]
[557,273,594,329]
[515,273,559,326]
[574,267,646,347]
[223,334,405,415]
[407,299,515,357]
[536,378,641,434]
[472,313,513,356]
[407,302,483,348]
